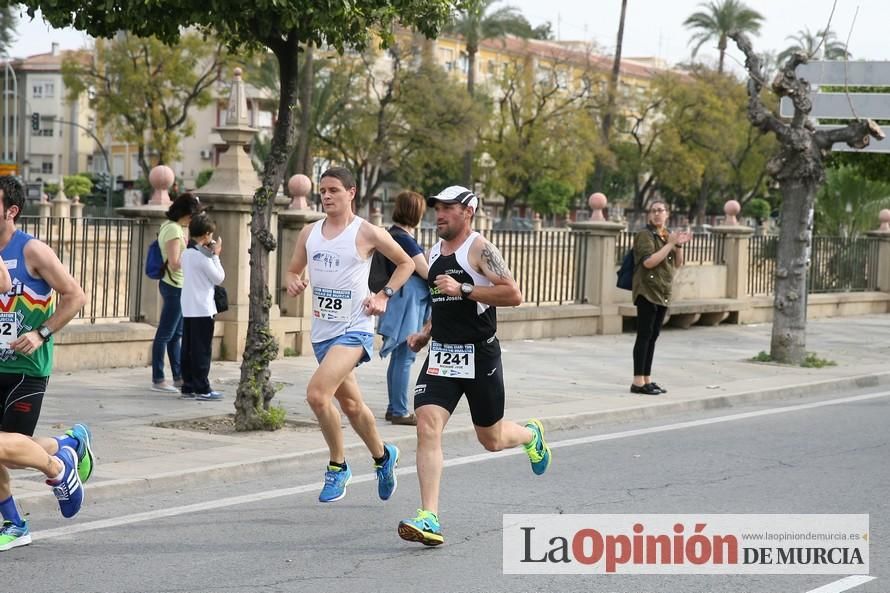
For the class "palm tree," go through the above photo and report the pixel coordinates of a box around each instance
[684,0,764,74]
[777,27,851,66]
[0,6,17,55]
[447,0,532,185]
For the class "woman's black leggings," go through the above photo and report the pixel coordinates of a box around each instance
[633,295,668,376]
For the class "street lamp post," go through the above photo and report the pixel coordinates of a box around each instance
[53,117,113,215]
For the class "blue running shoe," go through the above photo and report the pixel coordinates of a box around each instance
[195,391,223,401]
[375,443,399,501]
[49,446,83,518]
[0,520,31,551]
[66,423,94,483]
[318,464,351,503]
[398,509,444,546]
[524,419,552,476]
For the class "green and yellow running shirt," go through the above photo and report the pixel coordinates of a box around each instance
[0,230,55,377]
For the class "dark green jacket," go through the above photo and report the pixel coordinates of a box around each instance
[631,226,677,306]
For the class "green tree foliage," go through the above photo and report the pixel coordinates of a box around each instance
[21,0,463,430]
[312,39,485,210]
[481,56,601,220]
[816,164,890,238]
[777,27,850,65]
[0,5,17,55]
[683,0,764,73]
[446,0,534,185]
[62,174,93,198]
[528,177,575,216]
[62,32,229,178]
[742,197,771,223]
[648,70,776,223]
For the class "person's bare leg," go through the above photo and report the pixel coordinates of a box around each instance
[306,345,364,463]
[0,433,62,479]
[474,419,534,453]
[415,405,451,514]
[334,369,384,459]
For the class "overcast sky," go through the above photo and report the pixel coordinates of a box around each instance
[7,2,890,70]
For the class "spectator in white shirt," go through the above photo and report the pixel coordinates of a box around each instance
[179,214,225,401]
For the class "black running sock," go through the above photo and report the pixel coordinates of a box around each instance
[328,460,347,471]
[373,448,389,466]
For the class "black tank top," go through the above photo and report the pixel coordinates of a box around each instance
[428,233,497,344]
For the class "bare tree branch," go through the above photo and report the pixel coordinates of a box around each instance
[728,31,788,139]
[814,119,885,150]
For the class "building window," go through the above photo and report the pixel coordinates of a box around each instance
[32,84,42,99]
[44,83,54,98]
[35,117,54,137]
[41,161,53,174]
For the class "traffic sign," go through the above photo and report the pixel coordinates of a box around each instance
[778,61,890,153]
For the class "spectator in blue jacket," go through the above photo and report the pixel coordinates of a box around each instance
[378,191,431,425]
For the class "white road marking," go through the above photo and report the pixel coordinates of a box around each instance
[34,390,890,543]
[804,576,877,593]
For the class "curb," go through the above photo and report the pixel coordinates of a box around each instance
[19,371,890,515]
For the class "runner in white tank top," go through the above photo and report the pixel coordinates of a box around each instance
[284,167,416,505]
[305,215,375,343]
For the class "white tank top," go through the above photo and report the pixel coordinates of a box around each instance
[306,216,374,343]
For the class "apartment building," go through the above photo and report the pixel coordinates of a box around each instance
[0,43,99,190]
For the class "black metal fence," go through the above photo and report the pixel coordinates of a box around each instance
[17,216,146,322]
[748,235,880,295]
[415,227,581,305]
[615,231,724,265]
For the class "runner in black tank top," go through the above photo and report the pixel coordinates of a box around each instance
[397,186,553,548]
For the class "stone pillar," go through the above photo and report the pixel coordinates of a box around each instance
[278,209,325,354]
[866,228,890,295]
[115,205,170,325]
[51,178,71,219]
[192,67,290,361]
[37,195,51,226]
[70,195,84,219]
[569,219,625,334]
[370,206,383,227]
[532,212,542,232]
[711,225,754,301]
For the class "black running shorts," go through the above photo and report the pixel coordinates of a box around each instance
[413,336,505,428]
[0,373,48,436]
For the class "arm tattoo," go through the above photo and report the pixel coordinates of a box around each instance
[481,242,511,279]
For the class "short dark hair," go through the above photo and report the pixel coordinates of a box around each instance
[0,176,26,222]
[320,167,356,190]
[166,192,203,221]
[189,213,216,238]
[392,191,425,227]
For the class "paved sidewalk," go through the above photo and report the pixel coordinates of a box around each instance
[14,314,890,513]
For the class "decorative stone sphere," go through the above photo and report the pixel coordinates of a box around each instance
[148,165,175,205]
[148,165,174,191]
[880,208,890,231]
[588,192,607,211]
[724,199,741,217]
[234,67,242,78]
[287,174,312,209]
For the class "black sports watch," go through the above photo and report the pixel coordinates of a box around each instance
[460,282,474,298]
[382,286,394,298]
[37,324,53,341]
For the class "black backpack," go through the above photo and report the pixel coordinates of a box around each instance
[616,249,634,290]
[368,227,402,293]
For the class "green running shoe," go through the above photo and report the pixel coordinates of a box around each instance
[524,419,552,475]
[0,520,31,551]
[66,423,94,483]
[398,509,444,546]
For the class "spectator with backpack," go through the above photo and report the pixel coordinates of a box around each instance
[630,201,691,395]
[179,214,225,401]
[375,191,431,426]
[150,193,205,393]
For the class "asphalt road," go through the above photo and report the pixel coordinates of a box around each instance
[6,389,888,593]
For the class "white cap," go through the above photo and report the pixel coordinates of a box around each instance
[427,185,478,211]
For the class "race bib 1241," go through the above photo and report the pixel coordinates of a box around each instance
[427,341,475,379]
